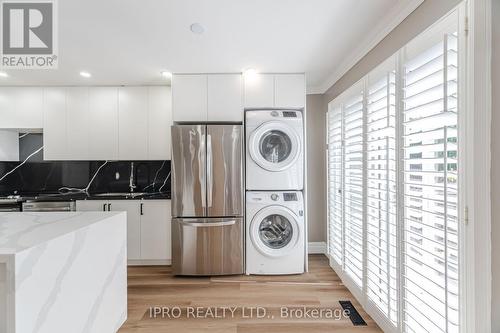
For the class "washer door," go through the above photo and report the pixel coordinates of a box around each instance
[249,121,300,172]
[250,206,300,257]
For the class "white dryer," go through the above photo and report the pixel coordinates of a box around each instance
[246,191,305,275]
[245,110,304,190]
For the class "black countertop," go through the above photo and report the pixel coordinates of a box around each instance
[0,192,171,203]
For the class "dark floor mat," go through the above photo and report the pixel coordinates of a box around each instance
[339,300,367,326]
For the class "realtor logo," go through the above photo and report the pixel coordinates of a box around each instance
[1,0,58,69]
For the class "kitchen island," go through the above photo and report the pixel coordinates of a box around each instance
[0,212,127,333]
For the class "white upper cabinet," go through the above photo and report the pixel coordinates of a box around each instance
[148,86,172,160]
[274,74,305,108]
[207,74,243,121]
[118,87,149,160]
[243,74,275,108]
[243,73,305,109]
[43,87,90,161]
[173,74,243,122]
[66,88,90,159]
[88,87,119,160]
[42,86,172,161]
[172,74,208,122]
[0,88,15,128]
[43,88,67,160]
[0,87,43,129]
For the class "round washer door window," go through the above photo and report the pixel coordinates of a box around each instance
[251,206,300,257]
[259,214,293,249]
[249,121,300,172]
[259,130,292,164]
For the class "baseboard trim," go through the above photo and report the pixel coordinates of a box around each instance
[308,241,327,254]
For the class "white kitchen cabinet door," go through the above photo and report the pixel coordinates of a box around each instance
[43,88,67,160]
[88,87,119,160]
[148,86,172,160]
[243,74,274,108]
[17,88,44,128]
[118,87,148,160]
[0,130,19,161]
[274,74,305,108]
[0,87,43,129]
[140,200,171,260]
[172,74,207,122]
[0,87,15,128]
[207,74,243,121]
[75,200,108,212]
[66,88,89,160]
[109,200,142,260]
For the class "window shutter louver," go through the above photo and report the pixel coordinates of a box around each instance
[366,59,398,325]
[342,90,365,287]
[402,23,459,333]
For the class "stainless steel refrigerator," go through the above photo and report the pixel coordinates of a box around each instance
[171,124,244,275]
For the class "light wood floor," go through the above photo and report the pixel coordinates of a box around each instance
[118,255,382,333]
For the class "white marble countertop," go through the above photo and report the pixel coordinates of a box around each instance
[0,212,124,255]
[0,211,127,333]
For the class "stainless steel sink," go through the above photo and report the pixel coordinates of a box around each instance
[128,192,147,197]
[93,192,147,198]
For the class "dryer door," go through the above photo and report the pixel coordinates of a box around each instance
[249,121,300,172]
[250,206,300,257]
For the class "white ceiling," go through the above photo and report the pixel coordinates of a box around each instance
[0,0,422,93]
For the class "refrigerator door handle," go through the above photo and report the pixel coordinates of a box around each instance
[178,220,236,227]
[207,133,213,208]
[199,133,207,208]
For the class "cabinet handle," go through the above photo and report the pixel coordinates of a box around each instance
[103,203,106,211]
[140,203,144,215]
[108,203,111,211]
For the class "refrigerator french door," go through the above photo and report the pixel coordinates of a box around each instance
[171,124,243,275]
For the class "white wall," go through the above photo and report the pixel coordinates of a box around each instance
[490,1,499,331]
[306,94,327,242]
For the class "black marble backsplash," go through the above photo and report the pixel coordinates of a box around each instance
[0,160,171,196]
[0,134,171,196]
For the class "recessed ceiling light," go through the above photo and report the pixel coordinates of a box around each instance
[190,23,205,34]
[0,71,9,78]
[80,71,91,78]
[160,71,172,79]
[243,68,258,81]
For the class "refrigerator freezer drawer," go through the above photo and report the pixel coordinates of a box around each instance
[172,217,244,275]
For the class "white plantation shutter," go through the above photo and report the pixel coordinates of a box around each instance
[327,106,343,265]
[402,16,459,333]
[326,8,462,333]
[365,58,398,324]
[341,90,365,287]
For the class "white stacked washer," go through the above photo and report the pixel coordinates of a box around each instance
[246,191,305,275]
[245,109,305,275]
[245,110,304,191]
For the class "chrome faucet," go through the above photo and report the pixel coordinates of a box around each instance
[129,162,136,193]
